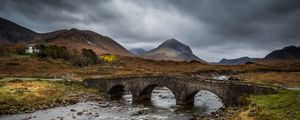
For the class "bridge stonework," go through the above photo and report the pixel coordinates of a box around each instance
[83,75,277,106]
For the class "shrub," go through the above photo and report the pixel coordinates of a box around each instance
[81,48,100,65]
[69,55,87,67]
[35,44,70,60]
[69,49,101,67]
[101,54,117,63]
[15,47,27,55]
[34,44,100,67]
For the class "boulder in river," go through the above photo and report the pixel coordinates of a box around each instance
[77,111,83,116]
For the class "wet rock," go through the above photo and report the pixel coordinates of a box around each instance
[70,109,76,112]
[21,116,31,120]
[132,108,150,116]
[57,116,64,120]
[77,111,84,116]
[228,76,241,81]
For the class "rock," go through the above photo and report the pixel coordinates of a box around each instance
[216,109,224,116]
[228,76,241,81]
[70,109,76,112]
[87,112,92,115]
[132,108,150,116]
[57,117,64,120]
[77,111,83,116]
[21,116,31,120]
[94,114,99,117]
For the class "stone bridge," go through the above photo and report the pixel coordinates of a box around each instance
[83,75,277,106]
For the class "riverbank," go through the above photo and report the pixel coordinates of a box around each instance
[231,89,300,120]
[0,79,105,115]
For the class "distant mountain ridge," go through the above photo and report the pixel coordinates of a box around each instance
[129,48,147,56]
[2,17,300,63]
[0,17,133,56]
[143,39,205,62]
[218,57,259,65]
[264,46,300,60]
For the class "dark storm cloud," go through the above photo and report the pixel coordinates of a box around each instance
[0,0,299,61]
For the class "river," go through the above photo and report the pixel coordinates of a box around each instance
[0,86,223,120]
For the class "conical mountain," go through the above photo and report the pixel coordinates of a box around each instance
[143,39,205,62]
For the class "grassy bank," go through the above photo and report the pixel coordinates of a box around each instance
[0,79,104,115]
[236,89,300,120]
[235,72,300,87]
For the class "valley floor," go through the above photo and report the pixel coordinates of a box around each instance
[0,54,300,119]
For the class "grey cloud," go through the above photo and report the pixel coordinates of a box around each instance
[0,0,299,62]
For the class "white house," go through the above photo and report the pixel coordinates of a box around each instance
[25,46,40,54]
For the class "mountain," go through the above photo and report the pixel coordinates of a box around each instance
[37,28,134,56]
[0,17,39,44]
[264,46,300,60]
[255,46,300,64]
[129,48,147,56]
[218,57,259,65]
[0,17,133,56]
[143,39,205,62]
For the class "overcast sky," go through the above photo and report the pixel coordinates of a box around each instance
[1,0,299,62]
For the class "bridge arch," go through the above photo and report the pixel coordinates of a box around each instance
[185,89,225,106]
[138,84,176,102]
[109,84,127,98]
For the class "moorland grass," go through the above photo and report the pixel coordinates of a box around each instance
[250,89,300,120]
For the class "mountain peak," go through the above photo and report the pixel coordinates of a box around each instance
[69,28,80,32]
[160,38,185,47]
[143,39,205,62]
[164,38,179,43]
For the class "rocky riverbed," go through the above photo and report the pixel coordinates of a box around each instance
[0,86,239,120]
[1,92,104,115]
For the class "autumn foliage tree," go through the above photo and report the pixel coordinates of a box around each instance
[35,44,101,67]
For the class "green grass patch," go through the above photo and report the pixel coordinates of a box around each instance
[250,89,300,120]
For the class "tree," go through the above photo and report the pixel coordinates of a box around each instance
[81,48,100,65]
